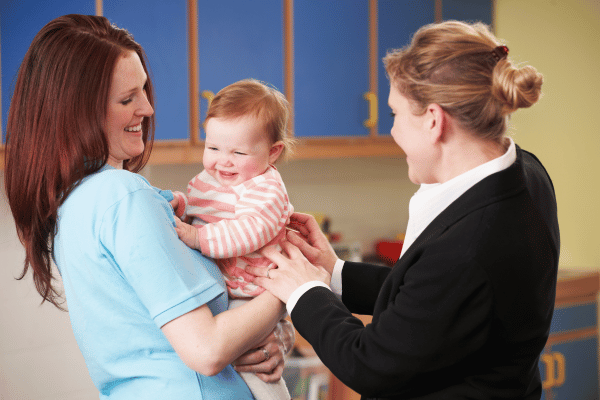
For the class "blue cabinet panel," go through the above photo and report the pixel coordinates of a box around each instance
[1,0,94,142]
[441,0,493,25]
[541,338,600,400]
[104,0,188,141]
[294,1,369,138]
[377,0,435,136]
[550,303,598,334]
[198,0,283,139]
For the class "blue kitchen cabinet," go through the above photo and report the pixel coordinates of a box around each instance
[0,0,189,142]
[377,0,492,136]
[1,0,94,143]
[293,0,435,139]
[1,0,494,156]
[293,0,491,139]
[441,0,493,24]
[104,0,189,141]
[293,0,370,138]
[197,0,284,139]
[540,271,599,400]
[377,1,435,136]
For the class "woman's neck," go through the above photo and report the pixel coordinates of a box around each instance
[435,135,508,184]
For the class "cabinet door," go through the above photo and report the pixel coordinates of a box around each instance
[198,0,284,139]
[540,338,599,400]
[104,0,189,141]
[377,0,435,136]
[441,0,493,25]
[294,0,370,138]
[1,0,95,143]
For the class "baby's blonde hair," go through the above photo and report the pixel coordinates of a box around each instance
[384,20,543,142]
[204,79,295,161]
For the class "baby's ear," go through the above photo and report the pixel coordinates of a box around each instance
[269,141,285,163]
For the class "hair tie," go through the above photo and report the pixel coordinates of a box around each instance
[491,45,509,63]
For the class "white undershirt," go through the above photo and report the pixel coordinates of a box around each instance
[286,138,517,314]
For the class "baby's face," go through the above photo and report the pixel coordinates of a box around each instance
[203,115,274,187]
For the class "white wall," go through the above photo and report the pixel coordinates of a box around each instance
[0,171,98,400]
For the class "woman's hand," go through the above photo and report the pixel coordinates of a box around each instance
[174,217,199,249]
[286,213,339,275]
[248,241,331,303]
[233,319,295,382]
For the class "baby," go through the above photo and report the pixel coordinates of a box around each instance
[171,79,295,400]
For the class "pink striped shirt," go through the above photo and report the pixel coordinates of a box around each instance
[174,166,293,298]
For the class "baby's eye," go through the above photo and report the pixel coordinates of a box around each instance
[207,146,218,151]
[234,151,247,155]
[390,112,396,118]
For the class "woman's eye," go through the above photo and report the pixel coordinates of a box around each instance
[121,98,133,106]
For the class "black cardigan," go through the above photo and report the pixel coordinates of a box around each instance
[291,146,559,399]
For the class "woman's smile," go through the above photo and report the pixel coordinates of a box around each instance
[124,122,143,132]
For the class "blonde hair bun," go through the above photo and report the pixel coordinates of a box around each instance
[492,61,543,115]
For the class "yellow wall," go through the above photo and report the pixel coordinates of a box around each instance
[495,0,600,269]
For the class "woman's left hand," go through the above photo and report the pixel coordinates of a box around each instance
[248,241,331,303]
[233,319,295,382]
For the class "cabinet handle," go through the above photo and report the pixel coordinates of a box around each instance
[201,90,215,108]
[554,352,565,386]
[542,352,566,389]
[363,92,378,128]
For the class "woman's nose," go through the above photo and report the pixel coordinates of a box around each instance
[137,90,154,117]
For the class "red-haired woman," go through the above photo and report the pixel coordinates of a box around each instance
[250,21,560,399]
[4,14,291,400]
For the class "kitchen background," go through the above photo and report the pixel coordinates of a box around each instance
[1,0,599,399]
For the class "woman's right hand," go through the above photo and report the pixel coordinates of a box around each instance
[233,319,295,383]
[286,212,338,275]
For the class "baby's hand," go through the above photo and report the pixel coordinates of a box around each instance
[174,217,200,249]
[169,196,179,212]
[169,191,187,219]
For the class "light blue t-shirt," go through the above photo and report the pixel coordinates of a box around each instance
[53,165,253,399]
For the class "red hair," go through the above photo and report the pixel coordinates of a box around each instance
[4,14,156,308]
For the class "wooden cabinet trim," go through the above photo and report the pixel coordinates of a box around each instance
[555,271,599,306]
[145,137,404,166]
[546,326,598,346]
[1,138,405,170]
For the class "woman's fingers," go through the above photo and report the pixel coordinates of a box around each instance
[286,230,319,261]
[288,212,316,237]
[254,363,285,383]
[260,245,289,269]
[278,239,301,257]
[233,331,285,382]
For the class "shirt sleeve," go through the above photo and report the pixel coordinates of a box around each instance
[330,258,345,295]
[198,179,290,259]
[99,186,225,328]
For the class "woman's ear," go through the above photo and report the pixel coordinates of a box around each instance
[426,103,446,144]
[268,141,285,164]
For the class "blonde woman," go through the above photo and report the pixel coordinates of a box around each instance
[248,21,559,400]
